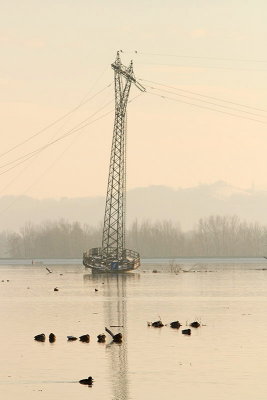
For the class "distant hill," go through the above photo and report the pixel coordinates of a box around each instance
[0,181,266,231]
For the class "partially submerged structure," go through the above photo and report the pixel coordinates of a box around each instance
[83,52,145,273]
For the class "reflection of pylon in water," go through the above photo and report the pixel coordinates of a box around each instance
[83,273,140,399]
[83,52,145,272]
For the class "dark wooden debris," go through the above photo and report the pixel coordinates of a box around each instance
[54,287,59,291]
[97,334,106,343]
[34,333,45,342]
[105,327,122,343]
[170,321,181,329]
[182,329,191,335]
[49,333,56,343]
[190,321,200,328]
[67,336,78,341]
[151,320,164,328]
[79,334,90,343]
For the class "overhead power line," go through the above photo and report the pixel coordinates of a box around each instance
[140,78,267,113]
[0,83,112,160]
[121,50,267,63]
[0,98,114,171]
[136,61,267,72]
[0,106,114,177]
[0,92,143,178]
[0,91,144,214]
[146,85,267,119]
[146,90,267,124]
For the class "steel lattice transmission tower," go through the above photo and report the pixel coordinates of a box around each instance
[83,52,145,272]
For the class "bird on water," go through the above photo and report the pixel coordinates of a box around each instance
[79,376,94,385]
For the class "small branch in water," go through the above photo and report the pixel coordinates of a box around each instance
[105,327,122,343]
[110,325,123,328]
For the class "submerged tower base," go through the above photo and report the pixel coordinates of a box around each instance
[83,248,140,273]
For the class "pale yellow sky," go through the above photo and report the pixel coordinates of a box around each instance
[0,0,266,198]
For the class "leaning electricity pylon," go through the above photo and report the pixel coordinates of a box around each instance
[83,52,145,273]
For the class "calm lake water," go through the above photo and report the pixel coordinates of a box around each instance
[1,258,267,400]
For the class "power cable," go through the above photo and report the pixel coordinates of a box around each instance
[78,65,110,106]
[0,83,112,160]
[140,78,267,113]
[0,105,114,177]
[121,50,267,63]
[146,85,267,119]
[136,61,267,72]
[0,92,143,213]
[0,98,114,171]
[0,91,143,177]
[146,90,267,124]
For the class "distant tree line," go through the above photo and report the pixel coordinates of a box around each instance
[0,215,266,258]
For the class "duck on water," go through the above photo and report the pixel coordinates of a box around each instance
[79,376,94,386]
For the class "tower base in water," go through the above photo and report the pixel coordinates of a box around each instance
[83,247,140,273]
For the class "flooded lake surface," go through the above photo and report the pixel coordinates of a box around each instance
[1,258,267,399]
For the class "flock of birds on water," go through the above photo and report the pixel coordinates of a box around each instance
[2,264,205,387]
[147,319,202,335]
[0,265,206,387]
[34,327,122,386]
[33,320,201,386]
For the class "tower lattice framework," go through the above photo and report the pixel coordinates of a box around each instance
[102,52,144,261]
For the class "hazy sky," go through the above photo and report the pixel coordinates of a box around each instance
[0,0,266,199]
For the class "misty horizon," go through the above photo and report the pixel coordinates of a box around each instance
[0,181,267,233]
[1,214,266,259]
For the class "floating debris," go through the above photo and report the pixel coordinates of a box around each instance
[49,333,56,343]
[94,288,98,292]
[79,376,93,386]
[34,333,45,342]
[152,320,164,328]
[79,334,90,343]
[46,267,52,274]
[105,327,122,343]
[182,329,191,335]
[67,336,78,341]
[97,334,106,343]
[170,321,181,329]
[54,287,59,292]
[110,325,123,328]
[190,321,200,328]
[152,270,158,273]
